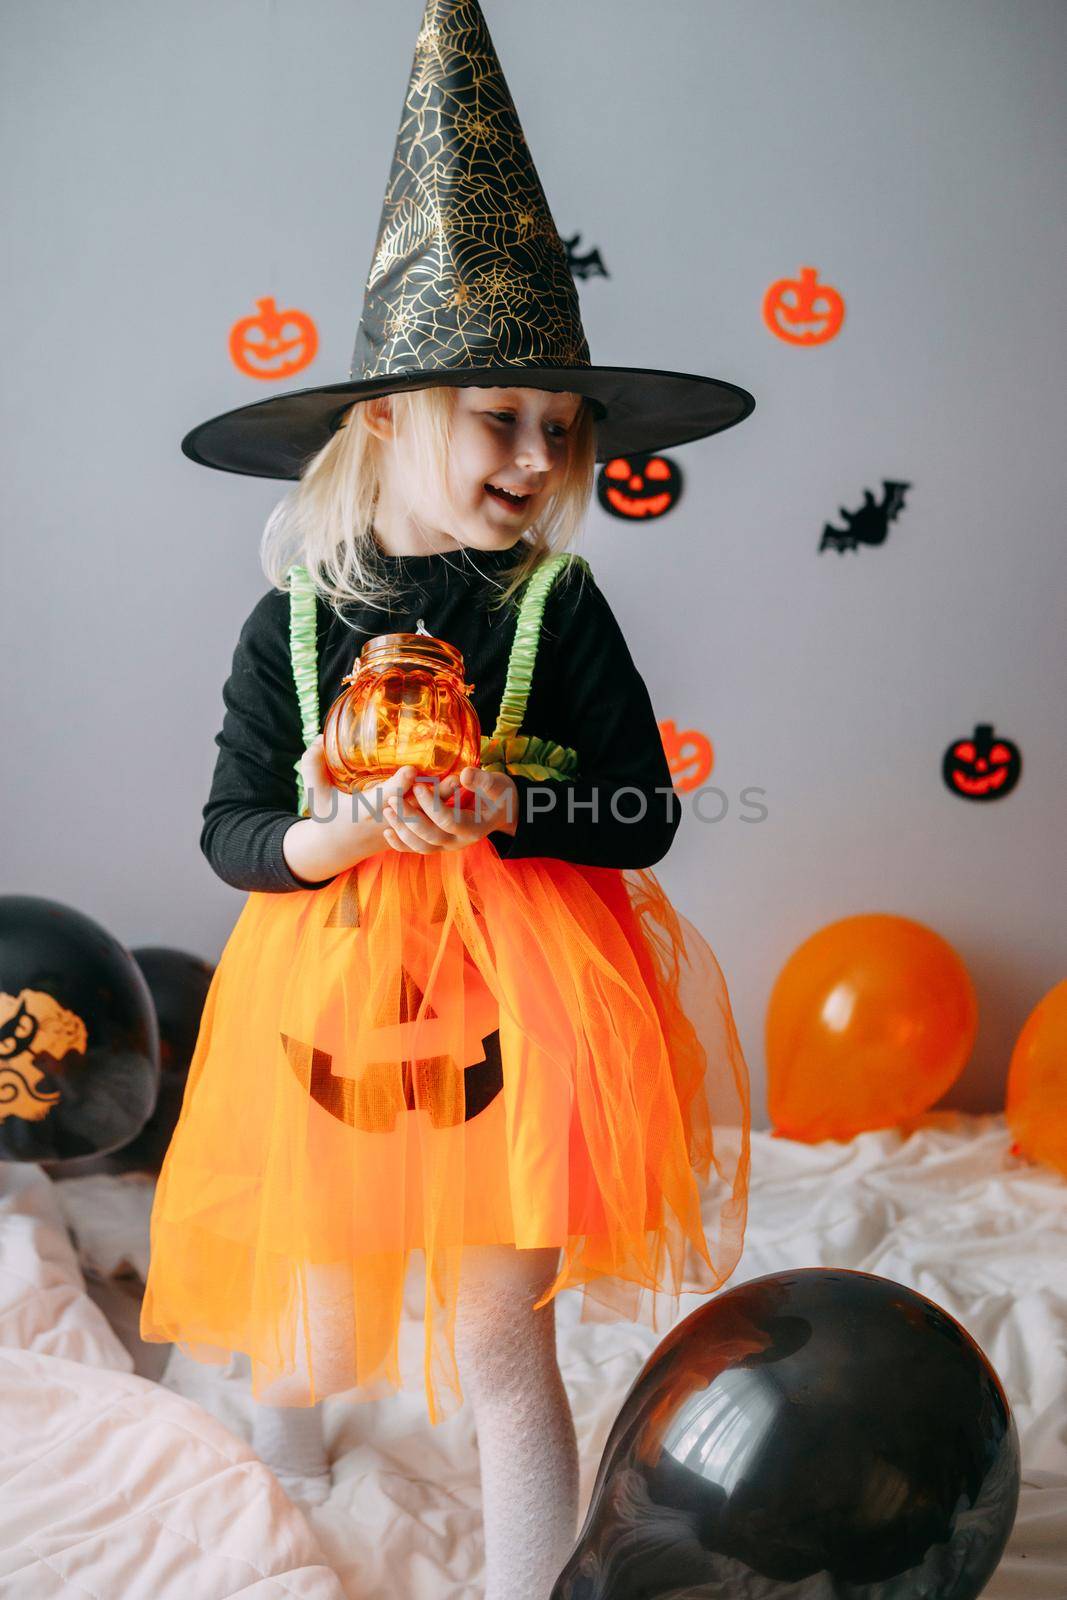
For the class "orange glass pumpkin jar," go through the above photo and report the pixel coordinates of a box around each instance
[323,623,482,794]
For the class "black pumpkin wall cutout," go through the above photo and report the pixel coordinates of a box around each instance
[942,723,1022,802]
[597,453,684,521]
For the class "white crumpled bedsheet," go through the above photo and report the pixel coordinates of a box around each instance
[3,1111,1064,1598]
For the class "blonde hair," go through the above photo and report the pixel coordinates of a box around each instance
[261,383,599,627]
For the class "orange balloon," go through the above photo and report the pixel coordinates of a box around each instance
[766,914,978,1141]
[1005,977,1067,1176]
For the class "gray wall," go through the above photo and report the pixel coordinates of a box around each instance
[3,0,1065,1126]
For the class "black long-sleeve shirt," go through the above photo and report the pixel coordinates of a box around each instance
[201,540,682,892]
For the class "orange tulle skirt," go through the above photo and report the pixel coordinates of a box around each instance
[140,837,751,1424]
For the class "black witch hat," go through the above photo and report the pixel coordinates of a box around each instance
[182,0,755,479]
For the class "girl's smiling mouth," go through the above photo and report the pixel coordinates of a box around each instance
[484,482,533,509]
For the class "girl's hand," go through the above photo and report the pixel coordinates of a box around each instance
[297,734,334,814]
[299,736,420,831]
[382,767,518,854]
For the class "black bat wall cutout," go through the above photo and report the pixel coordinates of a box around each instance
[820,481,911,553]
[562,232,609,281]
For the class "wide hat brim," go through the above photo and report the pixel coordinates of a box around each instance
[180,364,756,480]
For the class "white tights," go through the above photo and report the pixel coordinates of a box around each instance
[249,1394,330,1489]
[454,1244,580,1600]
[248,1245,580,1596]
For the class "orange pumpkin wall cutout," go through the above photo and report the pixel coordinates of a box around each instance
[659,719,714,792]
[763,265,845,346]
[229,296,319,380]
[596,452,683,521]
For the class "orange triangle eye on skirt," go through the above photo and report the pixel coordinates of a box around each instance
[139,838,751,1425]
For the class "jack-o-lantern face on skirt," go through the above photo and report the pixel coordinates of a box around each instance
[596,453,683,520]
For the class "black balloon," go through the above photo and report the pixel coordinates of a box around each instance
[552,1269,1020,1600]
[103,946,214,1173]
[0,896,159,1164]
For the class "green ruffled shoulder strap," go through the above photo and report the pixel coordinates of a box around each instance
[287,563,321,816]
[480,552,591,782]
[285,551,591,811]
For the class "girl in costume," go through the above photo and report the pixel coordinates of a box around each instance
[141,1,754,1593]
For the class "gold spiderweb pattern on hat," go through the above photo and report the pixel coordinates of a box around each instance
[350,0,591,380]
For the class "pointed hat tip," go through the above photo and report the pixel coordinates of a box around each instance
[351,0,588,382]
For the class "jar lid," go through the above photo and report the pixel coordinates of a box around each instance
[358,632,467,675]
